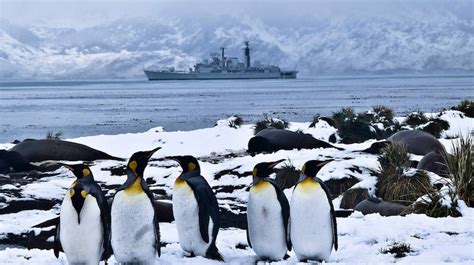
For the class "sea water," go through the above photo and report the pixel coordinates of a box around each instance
[0,75,472,143]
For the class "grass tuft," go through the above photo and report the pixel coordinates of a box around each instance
[376,142,433,205]
[371,105,395,125]
[309,114,320,128]
[403,189,462,217]
[443,136,473,207]
[453,99,474,118]
[332,107,376,144]
[405,111,428,127]
[418,118,450,138]
[274,160,300,189]
[254,114,289,135]
[228,115,243,128]
[46,131,62,140]
[380,242,412,258]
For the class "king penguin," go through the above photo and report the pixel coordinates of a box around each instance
[290,160,338,262]
[246,159,291,261]
[110,147,161,264]
[54,164,111,265]
[168,155,224,261]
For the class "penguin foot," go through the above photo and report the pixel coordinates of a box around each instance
[206,244,224,261]
[184,252,196,258]
[283,253,290,260]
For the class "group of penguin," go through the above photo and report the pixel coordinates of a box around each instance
[55,147,338,264]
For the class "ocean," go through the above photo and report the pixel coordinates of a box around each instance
[0,75,472,143]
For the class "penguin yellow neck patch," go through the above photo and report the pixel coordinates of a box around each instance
[251,180,271,191]
[124,178,143,194]
[175,177,186,185]
[298,177,319,193]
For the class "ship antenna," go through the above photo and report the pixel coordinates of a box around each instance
[244,41,250,69]
[220,47,226,68]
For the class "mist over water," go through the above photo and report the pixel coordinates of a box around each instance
[1,75,472,143]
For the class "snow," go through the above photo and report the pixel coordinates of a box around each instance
[0,113,473,264]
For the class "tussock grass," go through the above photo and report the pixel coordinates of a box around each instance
[331,106,399,143]
[419,118,450,138]
[380,242,413,258]
[403,190,462,217]
[309,114,321,128]
[376,143,433,205]
[405,111,428,127]
[443,136,473,207]
[274,160,300,189]
[228,115,243,128]
[46,131,62,140]
[332,107,376,144]
[371,105,394,125]
[254,114,289,135]
[453,99,473,118]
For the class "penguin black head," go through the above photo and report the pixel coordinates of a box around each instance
[167,155,201,177]
[300,159,334,179]
[127,147,161,177]
[62,163,94,180]
[252,159,285,184]
[68,181,91,224]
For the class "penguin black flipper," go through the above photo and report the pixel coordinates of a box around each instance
[315,177,338,251]
[186,176,223,261]
[246,226,252,248]
[53,221,61,258]
[267,179,292,250]
[142,181,161,257]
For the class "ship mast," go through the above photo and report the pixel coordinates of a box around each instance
[244,41,250,69]
[220,47,226,68]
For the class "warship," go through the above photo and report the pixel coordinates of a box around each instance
[144,42,298,80]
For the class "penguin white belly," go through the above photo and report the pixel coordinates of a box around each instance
[247,182,287,260]
[173,180,212,257]
[290,181,333,261]
[60,195,103,265]
[111,191,156,263]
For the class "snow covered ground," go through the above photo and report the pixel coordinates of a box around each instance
[0,111,473,264]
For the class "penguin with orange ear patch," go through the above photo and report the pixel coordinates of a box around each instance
[168,155,224,261]
[290,160,338,262]
[111,147,161,264]
[54,164,111,264]
[247,159,291,261]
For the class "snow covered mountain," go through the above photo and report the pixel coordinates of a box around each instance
[0,10,473,80]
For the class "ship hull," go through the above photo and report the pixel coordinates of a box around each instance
[144,70,297,80]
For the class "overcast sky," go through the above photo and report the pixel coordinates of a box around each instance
[1,0,472,29]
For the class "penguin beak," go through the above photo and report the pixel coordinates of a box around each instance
[145,147,161,160]
[268,159,285,169]
[317,159,334,169]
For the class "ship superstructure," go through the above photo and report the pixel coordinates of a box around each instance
[144,42,298,80]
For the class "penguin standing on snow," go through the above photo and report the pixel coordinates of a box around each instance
[111,148,161,264]
[168,155,224,261]
[54,164,111,265]
[290,160,338,262]
[247,159,291,261]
